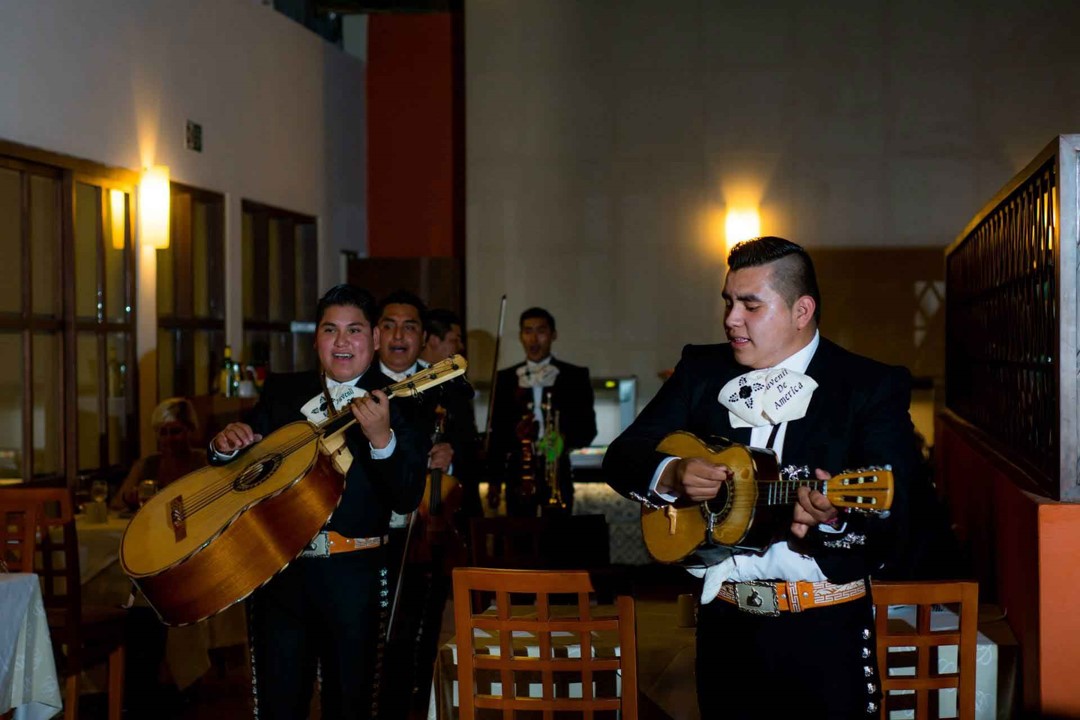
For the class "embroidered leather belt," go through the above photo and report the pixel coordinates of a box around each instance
[716,579,866,617]
[299,531,388,558]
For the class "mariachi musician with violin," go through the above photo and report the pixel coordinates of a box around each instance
[374,292,478,718]
[487,306,597,517]
[207,285,430,720]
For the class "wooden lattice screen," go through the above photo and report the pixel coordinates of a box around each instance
[945,134,1080,501]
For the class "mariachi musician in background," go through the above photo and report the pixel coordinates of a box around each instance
[487,307,597,517]
[209,284,429,720]
[375,290,478,719]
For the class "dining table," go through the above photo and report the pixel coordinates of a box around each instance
[0,573,62,720]
[75,510,248,691]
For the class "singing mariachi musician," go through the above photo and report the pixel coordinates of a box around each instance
[487,307,597,517]
[208,284,429,720]
[374,290,478,719]
[603,237,925,720]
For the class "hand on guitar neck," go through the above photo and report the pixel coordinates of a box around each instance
[212,389,394,455]
[658,454,841,535]
[790,469,841,538]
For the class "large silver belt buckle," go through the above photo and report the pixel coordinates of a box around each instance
[300,532,330,558]
[734,582,780,617]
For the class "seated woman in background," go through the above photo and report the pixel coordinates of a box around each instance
[112,397,207,510]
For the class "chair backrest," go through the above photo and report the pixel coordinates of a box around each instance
[470,514,610,570]
[0,487,83,647]
[0,497,39,572]
[871,580,979,719]
[451,567,638,720]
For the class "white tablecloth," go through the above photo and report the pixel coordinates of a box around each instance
[75,512,248,691]
[76,512,129,585]
[0,574,62,720]
[885,604,1005,720]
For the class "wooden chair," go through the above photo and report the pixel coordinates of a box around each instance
[0,497,38,572]
[451,567,638,719]
[871,580,979,719]
[2,487,127,720]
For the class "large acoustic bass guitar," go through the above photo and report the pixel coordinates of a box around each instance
[640,431,894,563]
[120,355,467,626]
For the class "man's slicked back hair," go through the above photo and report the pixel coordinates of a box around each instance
[378,290,428,321]
[316,284,378,326]
[425,308,462,339]
[519,307,556,333]
[727,236,821,324]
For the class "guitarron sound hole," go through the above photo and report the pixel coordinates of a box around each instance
[233,454,284,491]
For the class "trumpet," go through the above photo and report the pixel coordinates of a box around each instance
[537,392,566,512]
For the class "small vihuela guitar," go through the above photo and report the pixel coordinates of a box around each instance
[639,431,894,563]
[120,355,467,626]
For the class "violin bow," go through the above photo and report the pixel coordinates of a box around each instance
[482,294,507,457]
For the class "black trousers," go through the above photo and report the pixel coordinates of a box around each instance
[249,548,385,720]
[695,586,881,719]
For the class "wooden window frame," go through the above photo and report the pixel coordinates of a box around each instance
[0,139,139,488]
[241,200,318,374]
[158,182,226,399]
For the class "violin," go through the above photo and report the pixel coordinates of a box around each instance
[513,402,539,502]
[408,404,466,568]
[418,405,463,528]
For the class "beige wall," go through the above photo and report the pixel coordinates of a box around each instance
[465,0,1080,419]
[0,0,367,452]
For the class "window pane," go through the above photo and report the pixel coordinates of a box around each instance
[295,222,317,322]
[106,333,130,466]
[193,201,209,317]
[32,333,61,477]
[157,243,175,317]
[0,333,23,479]
[192,329,223,396]
[0,168,21,313]
[243,331,270,376]
[77,333,101,470]
[205,200,224,320]
[270,332,292,373]
[30,175,60,316]
[74,183,101,319]
[158,328,176,400]
[104,190,129,322]
[293,332,316,372]
[242,211,255,319]
[268,218,283,322]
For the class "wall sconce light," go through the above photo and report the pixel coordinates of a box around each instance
[110,189,127,251]
[725,209,761,253]
[139,165,170,250]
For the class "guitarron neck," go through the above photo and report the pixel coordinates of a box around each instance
[760,476,824,507]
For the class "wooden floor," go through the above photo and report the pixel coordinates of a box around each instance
[76,564,695,719]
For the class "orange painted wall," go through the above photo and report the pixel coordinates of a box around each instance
[1038,502,1080,716]
[366,13,458,258]
[936,416,1080,716]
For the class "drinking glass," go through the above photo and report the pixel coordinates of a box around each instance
[137,479,158,507]
[90,479,109,504]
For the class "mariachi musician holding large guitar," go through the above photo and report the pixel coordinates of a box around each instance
[121,285,464,720]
